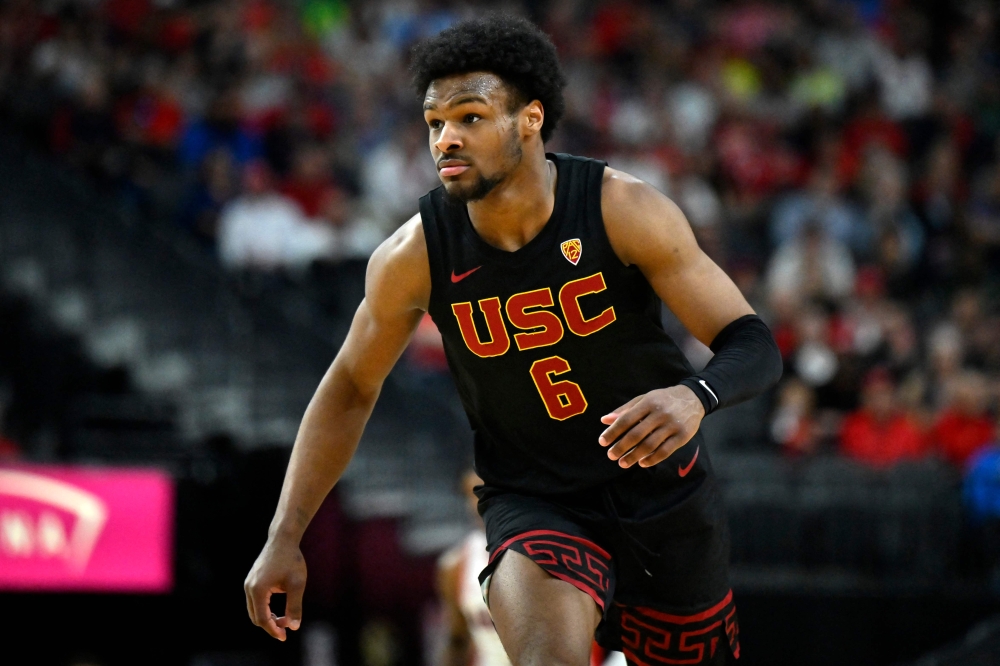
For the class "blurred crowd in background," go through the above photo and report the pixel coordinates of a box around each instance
[1,0,999,478]
[3,2,1000,664]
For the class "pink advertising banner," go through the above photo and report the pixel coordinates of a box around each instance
[0,465,173,592]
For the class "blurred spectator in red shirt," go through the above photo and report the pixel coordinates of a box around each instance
[771,378,820,456]
[837,92,907,184]
[714,116,804,197]
[841,367,928,467]
[281,144,341,221]
[932,371,996,468]
[116,79,185,151]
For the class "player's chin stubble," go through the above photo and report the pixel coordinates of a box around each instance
[445,173,504,204]
[444,127,523,204]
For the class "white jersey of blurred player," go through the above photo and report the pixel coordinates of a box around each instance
[437,469,512,666]
[439,529,511,666]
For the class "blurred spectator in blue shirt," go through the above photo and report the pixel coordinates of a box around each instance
[770,167,868,253]
[179,90,262,170]
[766,222,856,305]
[178,148,238,248]
[969,163,1000,267]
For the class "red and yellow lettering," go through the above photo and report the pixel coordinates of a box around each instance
[529,356,588,420]
[559,272,616,337]
[505,288,565,352]
[452,298,511,358]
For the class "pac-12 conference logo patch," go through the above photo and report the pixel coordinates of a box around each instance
[561,238,582,265]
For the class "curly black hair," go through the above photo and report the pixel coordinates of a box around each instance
[409,14,566,143]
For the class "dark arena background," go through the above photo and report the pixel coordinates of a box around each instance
[2,1,1000,665]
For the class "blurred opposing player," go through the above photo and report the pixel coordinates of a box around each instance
[437,470,511,666]
[245,14,782,665]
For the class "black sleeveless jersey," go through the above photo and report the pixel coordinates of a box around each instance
[420,153,711,495]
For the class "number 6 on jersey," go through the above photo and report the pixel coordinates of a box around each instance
[529,356,588,420]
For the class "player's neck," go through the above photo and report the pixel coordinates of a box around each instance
[466,152,556,253]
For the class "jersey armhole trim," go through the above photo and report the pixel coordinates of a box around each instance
[419,190,445,307]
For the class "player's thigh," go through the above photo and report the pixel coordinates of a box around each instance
[489,549,601,666]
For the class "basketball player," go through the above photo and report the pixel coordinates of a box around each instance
[245,15,782,665]
[437,470,512,666]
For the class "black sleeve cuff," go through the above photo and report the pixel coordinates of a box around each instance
[678,376,719,415]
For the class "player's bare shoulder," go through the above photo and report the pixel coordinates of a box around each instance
[600,166,698,271]
[366,213,432,314]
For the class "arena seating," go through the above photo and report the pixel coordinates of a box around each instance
[0,140,976,585]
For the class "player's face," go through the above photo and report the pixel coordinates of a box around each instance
[423,72,524,203]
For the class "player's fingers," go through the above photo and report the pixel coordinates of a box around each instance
[252,589,286,641]
[264,615,286,641]
[637,434,691,468]
[279,573,306,631]
[245,578,266,627]
[606,414,663,461]
[599,399,650,447]
[600,395,643,427]
[617,425,677,468]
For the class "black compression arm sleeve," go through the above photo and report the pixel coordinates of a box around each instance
[677,314,783,415]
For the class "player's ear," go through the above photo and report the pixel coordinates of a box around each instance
[521,100,544,138]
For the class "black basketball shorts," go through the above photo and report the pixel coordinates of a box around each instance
[476,465,739,665]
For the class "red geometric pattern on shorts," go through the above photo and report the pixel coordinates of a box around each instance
[492,529,612,609]
[617,590,739,665]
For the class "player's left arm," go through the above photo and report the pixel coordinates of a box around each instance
[598,169,782,468]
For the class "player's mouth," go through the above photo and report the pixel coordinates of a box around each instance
[438,159,470,178]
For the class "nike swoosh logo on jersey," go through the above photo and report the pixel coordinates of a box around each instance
[678,445,700,478]
[451,266,481,283]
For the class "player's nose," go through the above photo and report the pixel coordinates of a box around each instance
[434,121,464,154]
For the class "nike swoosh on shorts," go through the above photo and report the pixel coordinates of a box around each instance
[678,445,700,478]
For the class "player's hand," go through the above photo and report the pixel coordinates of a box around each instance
[598,385,706,468]
[244,536,307,641]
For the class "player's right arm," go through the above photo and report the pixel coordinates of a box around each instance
[244,214,431,641]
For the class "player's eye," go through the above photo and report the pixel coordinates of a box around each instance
[428,119,443,130]
[464,114,480,124]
